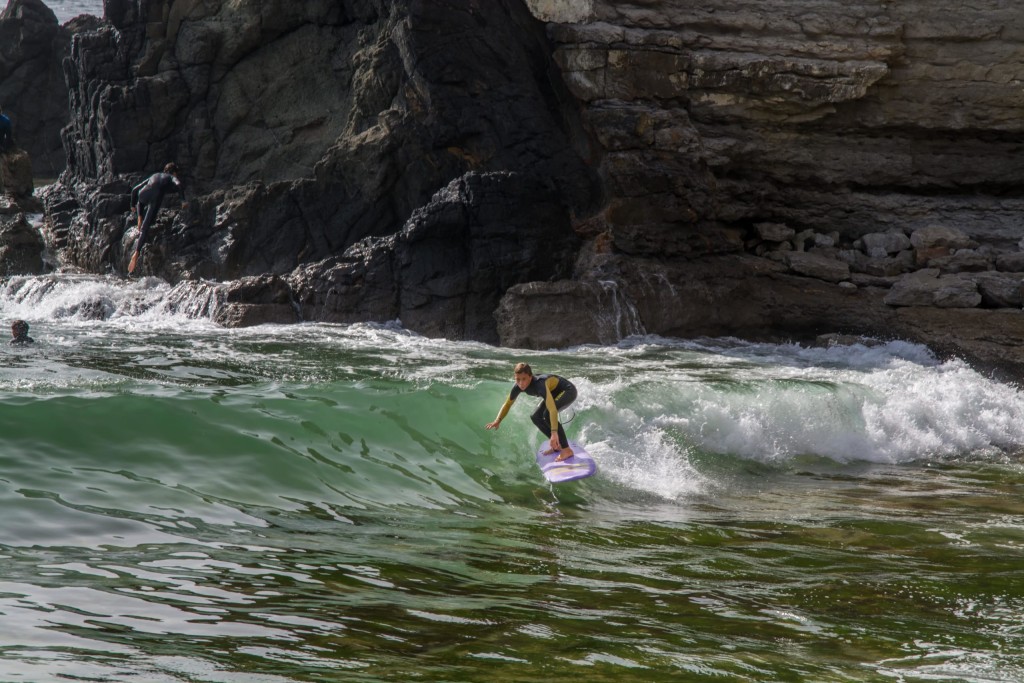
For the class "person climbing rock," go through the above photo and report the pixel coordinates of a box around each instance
[128,162,185,274]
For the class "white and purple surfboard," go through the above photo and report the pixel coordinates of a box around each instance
[535,440,597,483]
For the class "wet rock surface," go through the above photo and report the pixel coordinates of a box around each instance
[0,0,98,177]
[507,0,1024,376]
[2,0,1024,378]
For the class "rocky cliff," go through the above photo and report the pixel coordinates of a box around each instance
[3,0,1024,376]
[533,0,1023,251]
[504,0,1024,376]
[0,0,97,177]
[34,0,596,344]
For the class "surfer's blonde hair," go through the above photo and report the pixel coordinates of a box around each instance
[513,362,532,376]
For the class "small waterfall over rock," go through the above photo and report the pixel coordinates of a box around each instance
[160,281,226,320]
[596,279,645,342]
[0,275,227,324]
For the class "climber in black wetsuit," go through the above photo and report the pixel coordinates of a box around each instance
[485,362,578,461]
[128,162,184,274]
[0,105,13,153]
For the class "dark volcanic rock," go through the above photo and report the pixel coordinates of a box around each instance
[48,0,598,288]
[0,148,33,198]
[213,275,298,327]
[394,172,578,342]
[288,237,399,329]
[291,171,578,343]
[496,279,645,348]
[0,0,96,178]
[0,210,44,275]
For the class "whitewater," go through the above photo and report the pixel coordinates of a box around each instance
[1,273,1022,682]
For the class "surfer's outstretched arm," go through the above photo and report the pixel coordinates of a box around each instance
[485,397,515,430]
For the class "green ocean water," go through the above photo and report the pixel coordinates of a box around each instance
[1,275,1023,682]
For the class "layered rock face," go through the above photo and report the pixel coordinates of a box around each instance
[529,0,1023,250]
[504,0,1024,374]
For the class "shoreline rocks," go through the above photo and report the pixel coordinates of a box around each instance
[0,0,99,177]
[2,0,1024,380]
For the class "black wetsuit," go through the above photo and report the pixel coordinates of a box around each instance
[497,374,577,449]
[0,114,12,153]
[10,334,33,345]
[130,172,183,253]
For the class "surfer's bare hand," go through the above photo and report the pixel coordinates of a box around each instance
[485,420,501,430]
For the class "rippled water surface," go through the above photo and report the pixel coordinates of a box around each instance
[45,0,103,23]
[1,275,1023,682]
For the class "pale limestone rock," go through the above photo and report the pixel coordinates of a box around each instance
[816,333,885,348]
[861,230,911,255]
[524,0,596,23]
[783,251,850,282]
[996,253,1024,273]
[814,233,835,248]
[910,226,978,267]
[910,225,975,251]
[851,273,899,288]
[0,150,33,199]
[840,248,914,278]
[929,250,991,274]
[538,0,1024,268]
[755,222,795,242]
[793,228,815,251]
[972,272,1024,308]
[885,269,981,308]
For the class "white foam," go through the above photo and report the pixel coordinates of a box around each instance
[569,337,1024,467]
[5,275,1024,470]
[583,427,708,500]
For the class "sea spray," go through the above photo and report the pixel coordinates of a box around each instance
[574,337,1024,466]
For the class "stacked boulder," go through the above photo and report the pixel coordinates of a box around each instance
[0,149,44,275]
[885,226,1024,309]
[747,220,1024,310]
[751,222,851,284]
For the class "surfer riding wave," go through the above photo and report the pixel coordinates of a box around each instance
[485,362,578,461]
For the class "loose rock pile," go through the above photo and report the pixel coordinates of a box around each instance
[748,222,1024,310]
